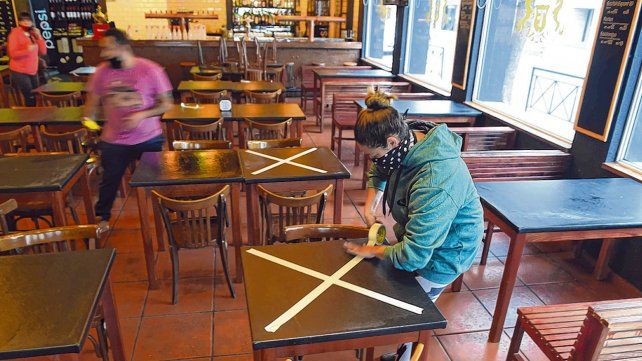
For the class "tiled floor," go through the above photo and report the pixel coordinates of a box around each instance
[32,101,642,361]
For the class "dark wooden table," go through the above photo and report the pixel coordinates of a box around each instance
[129,150,244,287]
[243,240,446,360]
[0,106,87,149]
[354,99,481,125]
[162,103,306,142]
[0,153,95,226]
[0,249,125,361]
[476,178,642,342]
[33,81,86,94]
[238,147,351,247]
[177,80,285,102]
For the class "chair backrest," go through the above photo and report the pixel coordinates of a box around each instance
[0,224,108,254]
[449,126,516,151]
[172,140,232,150]
[299,65,372,90]
[267,65,285,83]
[571,299,642,360]
[174,118,225,141]
[0,125,31,155]
[333,92,367,122]
[193,72,223,81]
[244,89,282,104]
[152,185,230,250]
[462,150,571,181]
[283,224,370,243]
[190,89,227,104]
[243,118,292,142]
[0,199,17,235]
[258,184,333,245]
[246,138,302,150]
[37,91,82,107]
[39,125,88,154]
[320,82,412,119]
[245,68,265,81]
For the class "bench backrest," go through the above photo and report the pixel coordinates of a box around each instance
[572,300,642,360]
[450,126,516,151]
[462,150,571,181]
[394,93,435,100]
[322,81,412,120]
[332,91,434,123]
[300,65,372,90]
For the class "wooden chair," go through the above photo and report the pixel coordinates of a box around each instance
[172,140,232,150]
[266,65,285,83]
[245,68,265,81]
[331,92,366,161]
[153,186,236,304]
[0,125,30,154]
[189,89,227,104]
[507,298,642,360]
[299,65,372,112]
[242,118,292,146]
[40,125,89,154]
[244,89,283,104]
[258,184,333,245]
[174,118,225,141]
[283,223,370,243]
[246,138,302,150]
[193,72,223,81]
[37,91,82,107]
[0,224,111,360]
[0,199,17,235]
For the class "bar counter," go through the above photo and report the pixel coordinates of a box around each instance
[77,38,362,88]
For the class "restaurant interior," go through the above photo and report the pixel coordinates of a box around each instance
[1,0,642,360]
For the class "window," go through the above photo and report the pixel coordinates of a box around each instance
[402,0,461,93]
[616,75,642,172]
[364,0,397,68]
[472,0,601,141]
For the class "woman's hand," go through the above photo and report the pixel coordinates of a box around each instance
[364,211,379,227]
[343,242,386,259]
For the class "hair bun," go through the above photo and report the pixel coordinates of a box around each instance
[365,87,396,110]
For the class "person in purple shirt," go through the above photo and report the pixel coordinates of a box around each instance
[84,28,173,222]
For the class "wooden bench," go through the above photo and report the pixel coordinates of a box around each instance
[360,126,521,189]
[317,81,412,132]
[332,92,435,162]
[507,298,642,360]
[300,65,371,113]
[462,149,572,267]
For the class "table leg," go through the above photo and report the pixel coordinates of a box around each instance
[333,179,344,223]
[254,348,276,361]
[594,238,617,281]
[296,121,303,139]
[100,278,126,361]
[418,330,431,361]
[136,187,159,289]
[246,184,260,246]
[231,183,243,283]
[52,191,68,226]
[152,194,166,252]
[489,233,526,343]
[79,170,96,224]
[365,347,374,361]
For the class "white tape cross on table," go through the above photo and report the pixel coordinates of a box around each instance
[246,239,423,333]
[246,147,328,175]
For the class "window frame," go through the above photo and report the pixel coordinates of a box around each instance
[362,0,397,70]
[613,72,642,176]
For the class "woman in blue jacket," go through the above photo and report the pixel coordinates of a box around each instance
[344,90,484,301]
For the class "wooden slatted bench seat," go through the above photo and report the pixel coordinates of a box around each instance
[507,298,642,361]
[462,149,572,267]
[299,65,371,112]
[316,81,412,132]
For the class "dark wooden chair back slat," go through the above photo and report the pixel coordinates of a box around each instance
[172,140,232,150]
[243,118,292,143]
[245,68,264,81]
[244,89,283,104]
[462,150,571,181]
[174,118,225,142]
[190,89,227,104]
[283,224,370,243]
[39,125,89,154]
[37,91,82,107]
[0,224,108,254]
[0,199,17,235]
[258,184,333,245]
[0,125,31,155]
[246,138,302,150]
[193,72,223,81]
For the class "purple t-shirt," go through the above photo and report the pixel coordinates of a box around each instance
[87,58,172,145]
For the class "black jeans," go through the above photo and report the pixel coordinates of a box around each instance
[10,70,39,106]
[95,135,164,221]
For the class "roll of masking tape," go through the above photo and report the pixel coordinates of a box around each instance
[368,223,386,246]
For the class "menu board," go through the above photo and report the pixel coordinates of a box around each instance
[574,0,642,141]
[451,0,476,90]
[0,0,17,51]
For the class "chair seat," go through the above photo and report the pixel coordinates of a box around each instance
[518,303,593,360]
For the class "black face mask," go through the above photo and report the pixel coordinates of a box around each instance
[108,57,122,69]
[371,131,417,176]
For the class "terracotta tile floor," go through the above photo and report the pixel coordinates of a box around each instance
[59,106,642,361]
